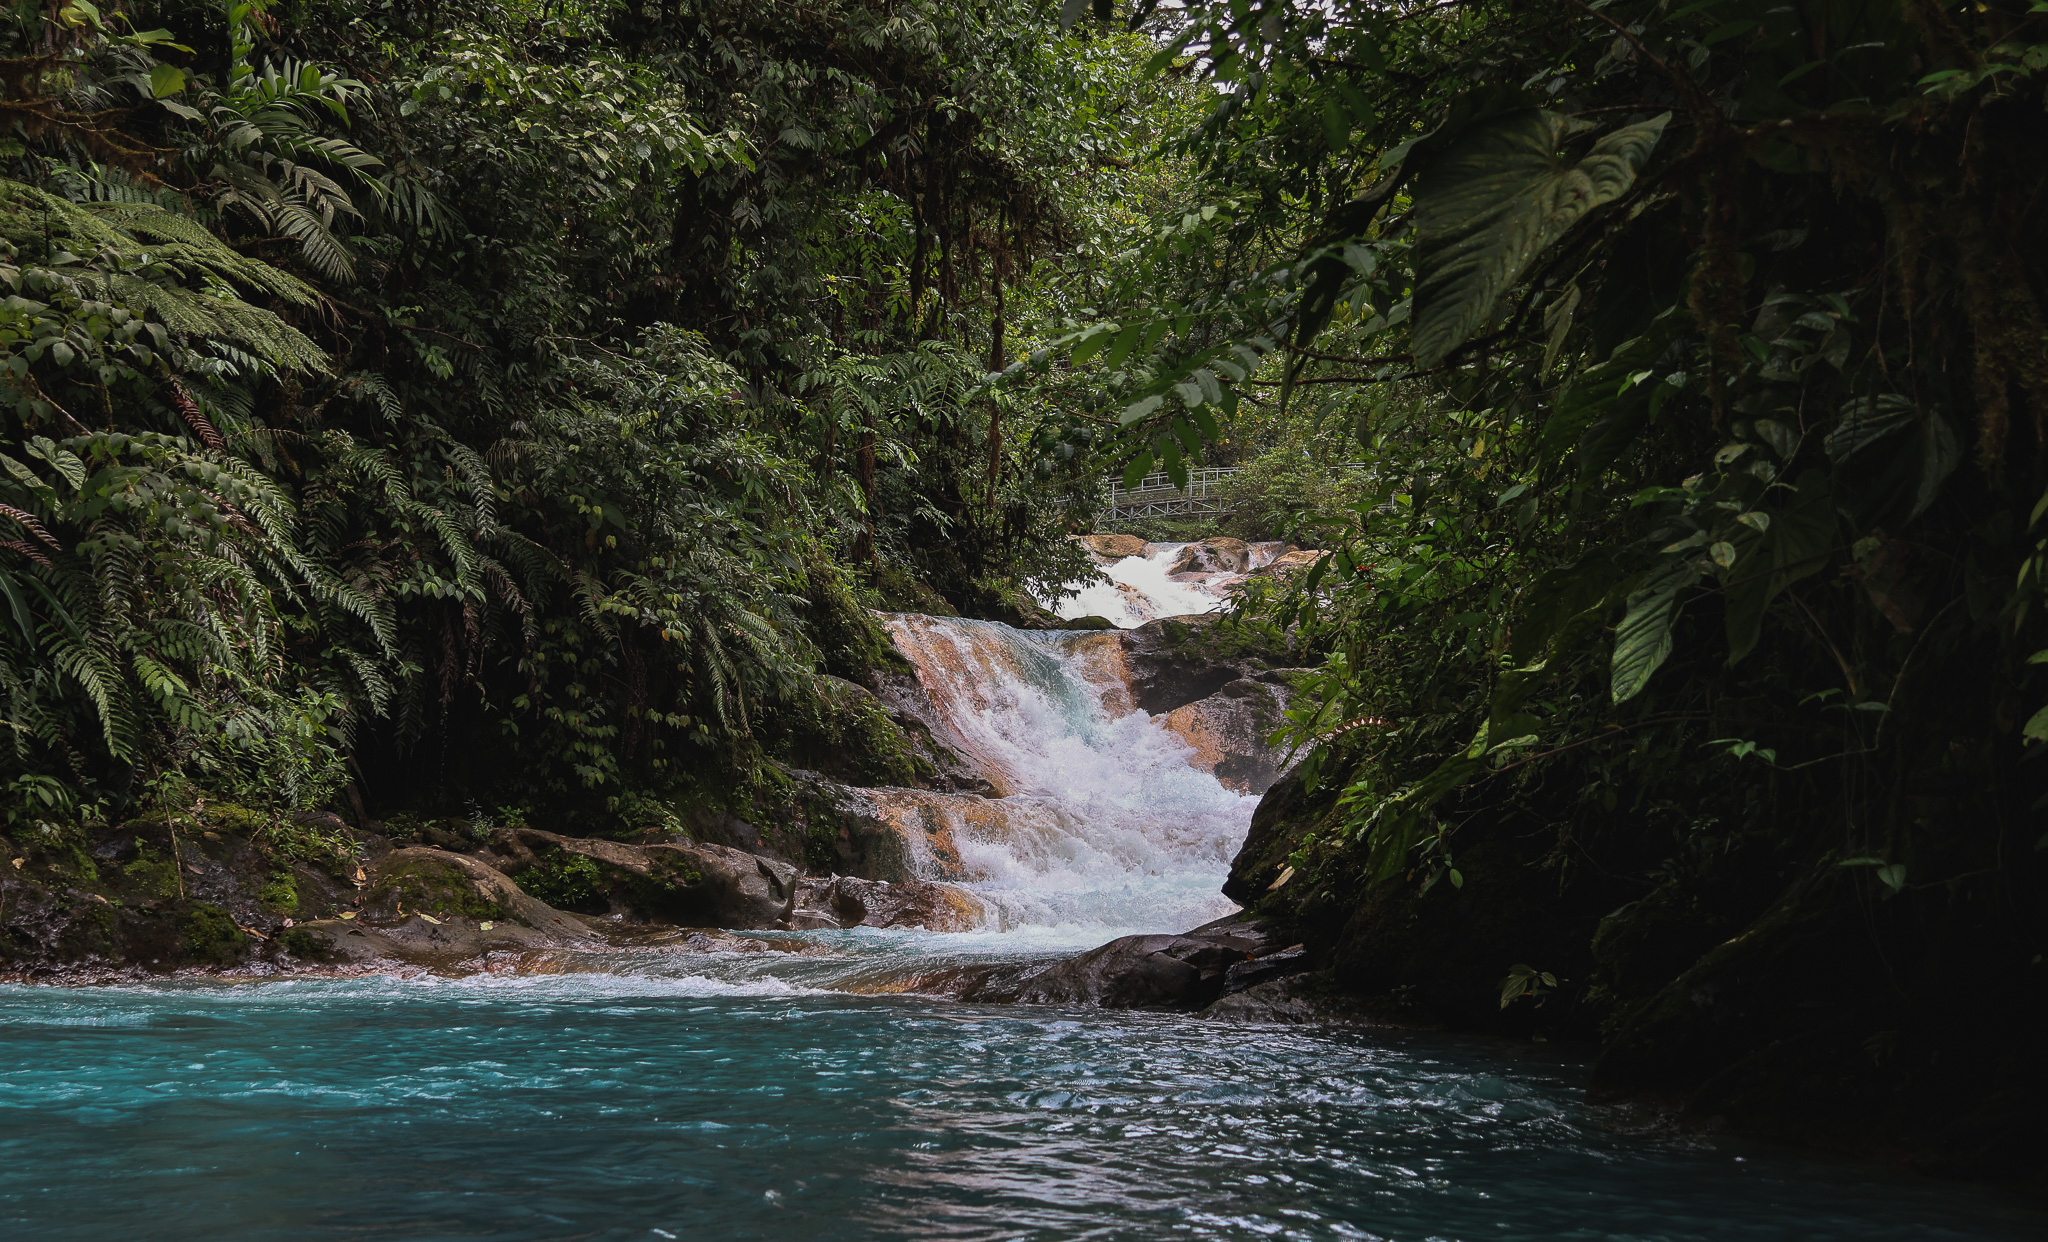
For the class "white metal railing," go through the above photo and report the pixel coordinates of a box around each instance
[1100,467,1242,520]
[1098,463,1380,521]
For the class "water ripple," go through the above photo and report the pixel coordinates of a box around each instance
[0,980,2036,1242]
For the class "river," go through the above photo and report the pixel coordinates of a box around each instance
[0,554,2039,1239]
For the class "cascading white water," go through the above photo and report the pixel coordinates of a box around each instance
[875,614,1258,938]
[1050,543,1224,628]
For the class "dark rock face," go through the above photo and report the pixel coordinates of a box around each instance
[1199,972,1377,1025]
[1118,615,1251,714]
[1222,764,1335,908]
[946,914,1304,1010]
[483,828,798,930]
[1159,676,1293,794]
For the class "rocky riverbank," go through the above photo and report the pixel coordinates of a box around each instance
[0,608,1308,990]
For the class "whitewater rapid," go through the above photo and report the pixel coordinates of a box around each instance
[872,615,1258,939]
[1051,543,1226,627]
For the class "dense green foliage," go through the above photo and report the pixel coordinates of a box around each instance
[1036,0,2048,1167]
[0,0,1197,824]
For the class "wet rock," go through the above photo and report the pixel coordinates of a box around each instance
[483,828,798,929]
[1246,541,1292,568]
[1222,944,1312,991]
[1200,971,1381,1025]
[1071,533,1149,562]
[1116,614,1242,712]
[291,847,599,972]
[867,664,1003,796]
[1115,614,1301,715]
[791,875,987,931]
[1247,548,1327,581]
[760,771,972,882]
[1168,536,1252,575]
[1161,677,1295,794]
[951,913,1296,1010]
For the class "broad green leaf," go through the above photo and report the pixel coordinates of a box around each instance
[149,63,186,97]
[2024,703,2048,744]
[1069,323,1116,367]
[1410,110,1670,367]
[1910,411,1961,521]
[1505,550,1632,666]
[1104,323,1143,369]
[1611,558,1700,704]
[1723,471,1839,664]
[1825,394,1915,460]
[1121,451,1153,490]
[1753,418,1799,461]
[1710,541,1737,569]
[1539,310,1681,468]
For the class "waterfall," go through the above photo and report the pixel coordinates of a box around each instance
[1051,543,1224,628]
[874,614,1259,938]
[1046,540,1293,629]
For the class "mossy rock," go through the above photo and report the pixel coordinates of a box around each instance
[181,903,245,965]
[121,845,183,901]
[256,870,299,914]
[869,565,958,616]
[274,927,334,962]
[362,851,513,922]
[199,803,268,835]
[1062,615,1118,630]
[489,829,796,929]
[766,674,931,789]
[517,849,606,913]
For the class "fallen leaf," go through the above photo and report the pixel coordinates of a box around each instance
[9,858,20,869]
[337,911,357,920]
[418,913,444,925]
[479,921,495,931]
[1266,864,1295,891]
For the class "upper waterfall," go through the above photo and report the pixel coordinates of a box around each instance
[873,614,1261,938]
[1044,537,1297,629]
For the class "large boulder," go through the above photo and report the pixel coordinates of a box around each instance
[295,847,602,971]
[788,875,987,931]
[483,828,798,929]
[1117,614,1290,714]
[1161,676,1294,794]
[1071,533,1149,562]
[1168,536,1252,575]
[948,914,1301,1009]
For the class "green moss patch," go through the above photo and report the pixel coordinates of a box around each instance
[366,856,510,921]
[181,904,244,964]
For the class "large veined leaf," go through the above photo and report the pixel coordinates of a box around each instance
[1721,471,1839,664]
[1611,557,1701,704]
[1410,110,1670,368]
